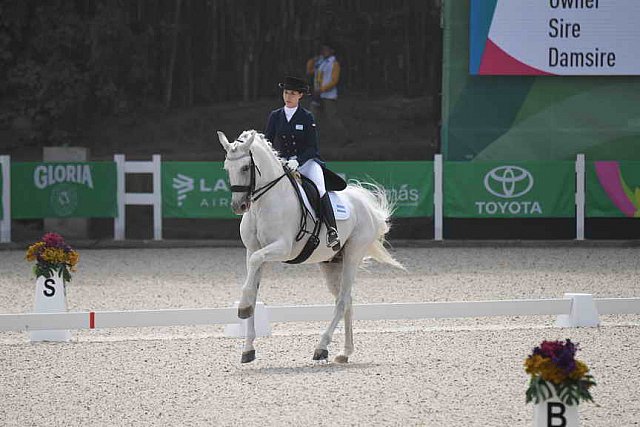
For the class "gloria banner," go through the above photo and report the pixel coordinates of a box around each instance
[445,161,574,218]
[470,0,640,75]
[162,161,434,218]
[11,162,117,219]
[586,161,640,217]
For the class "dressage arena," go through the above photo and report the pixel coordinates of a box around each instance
[1,245,639,426]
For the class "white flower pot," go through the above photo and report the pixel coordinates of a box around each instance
[533,385,580,427]
[29,270,72,342]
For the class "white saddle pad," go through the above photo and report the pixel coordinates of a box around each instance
[296,183,349,221]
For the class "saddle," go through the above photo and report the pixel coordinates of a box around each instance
[284,167,346,264]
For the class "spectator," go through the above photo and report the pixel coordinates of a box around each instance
[306,42,351,144]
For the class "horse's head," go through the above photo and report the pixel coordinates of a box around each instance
[218,130,258,214]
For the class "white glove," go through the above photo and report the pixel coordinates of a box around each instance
[285,159,299,170]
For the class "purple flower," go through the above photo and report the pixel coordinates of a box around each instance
[531,339,579,374]
[42,232,65,248]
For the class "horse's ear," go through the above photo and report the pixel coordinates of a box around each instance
[217,131,231,152]
[243,130,257,149]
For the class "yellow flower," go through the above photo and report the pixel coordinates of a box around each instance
[539,359,568,384]
[41,247,66,264]
[25,241,45,262]
[525,355,570,384]
[569,360,589,380]
[524,355,545,375]
[67,250,80,266]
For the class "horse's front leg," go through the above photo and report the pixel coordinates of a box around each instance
[238,240,291,318]
[241,250,262,363]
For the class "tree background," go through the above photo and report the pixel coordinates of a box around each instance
[0,0,442,160]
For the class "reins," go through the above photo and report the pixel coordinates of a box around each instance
[225,141,325,264]
[227,148,317,242]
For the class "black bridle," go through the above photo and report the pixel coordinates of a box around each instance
[228,150,287,203]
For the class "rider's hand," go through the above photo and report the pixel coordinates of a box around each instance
[286,159,299,171]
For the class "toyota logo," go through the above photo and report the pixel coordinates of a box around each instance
[484,166,534,198]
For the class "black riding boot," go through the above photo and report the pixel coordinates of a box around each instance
[320,193,341,251]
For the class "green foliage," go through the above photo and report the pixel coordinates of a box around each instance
[526,375,596,406]
[33,262,72,282]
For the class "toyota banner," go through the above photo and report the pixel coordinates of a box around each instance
[444,161,575,218]
[162,161,434,218]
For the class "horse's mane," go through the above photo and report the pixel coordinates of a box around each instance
[250,130,282,162]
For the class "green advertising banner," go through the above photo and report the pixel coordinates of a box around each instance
[162,162,235,219]
[11,162,117,219]
[587,161,640,218]
[444,161,574,218]
[162,161,434,218]
[330,161,433,218]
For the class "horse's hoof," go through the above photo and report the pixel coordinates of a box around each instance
[334,355,349,364]
[241,350,256,364]
[312,349,329,361]
[238,305,254,319]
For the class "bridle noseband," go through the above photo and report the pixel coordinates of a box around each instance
[228,150,260,195]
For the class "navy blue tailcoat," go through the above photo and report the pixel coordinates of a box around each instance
[264,107,323,166]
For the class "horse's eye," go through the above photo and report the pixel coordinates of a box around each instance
[241,165,250,173]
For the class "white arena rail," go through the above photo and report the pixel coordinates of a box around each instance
[1,295,638,333]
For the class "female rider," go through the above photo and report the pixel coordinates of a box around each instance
[264,76,340,251]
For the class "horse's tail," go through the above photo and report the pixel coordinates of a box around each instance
[346,182,405,270]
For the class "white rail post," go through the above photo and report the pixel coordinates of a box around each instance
[224,302,271,338]
[114,154,125,240]
[556,293,599,327]
[575,154,585,241]
[113,154,162,241]
[434,154,443,240]
[152,154,162,240]
[1,155,11,243]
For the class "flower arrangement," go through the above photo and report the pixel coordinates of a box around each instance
[25,233,79,282]
[525,339,596,406]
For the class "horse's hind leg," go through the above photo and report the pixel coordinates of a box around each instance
[314,247,362,363]
[319,256,353,364]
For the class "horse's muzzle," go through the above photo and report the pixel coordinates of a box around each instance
[232,200,251,215]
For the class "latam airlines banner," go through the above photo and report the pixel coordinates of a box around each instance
[470,0,640,75]
[162,161,434,218]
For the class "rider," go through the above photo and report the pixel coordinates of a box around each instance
[264,76,340,251]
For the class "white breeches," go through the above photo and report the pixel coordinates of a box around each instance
[298,159,326,197]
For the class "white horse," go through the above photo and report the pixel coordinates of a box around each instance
[218,129,403,363]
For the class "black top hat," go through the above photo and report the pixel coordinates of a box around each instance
[278,76,310,94]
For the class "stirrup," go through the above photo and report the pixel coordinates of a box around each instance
[327,228,341,251]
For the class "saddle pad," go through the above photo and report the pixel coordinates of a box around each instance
[296,183,350,221]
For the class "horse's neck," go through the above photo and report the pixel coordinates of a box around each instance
[252,141,284,186]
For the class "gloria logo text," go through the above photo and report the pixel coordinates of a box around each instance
[34,164,94,189]
[476,166,542,215]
